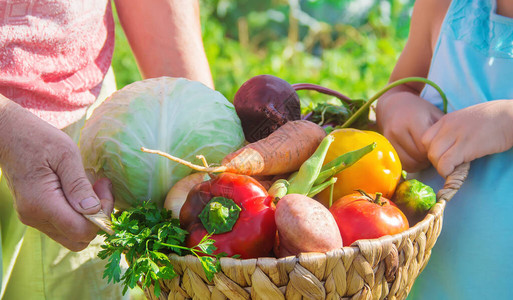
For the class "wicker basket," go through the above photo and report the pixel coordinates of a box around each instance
[85,163,469,300]
[130,162,468,300]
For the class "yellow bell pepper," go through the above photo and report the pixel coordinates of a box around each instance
[316,128,402,207]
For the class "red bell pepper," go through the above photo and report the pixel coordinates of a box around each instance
[179,172,276,259]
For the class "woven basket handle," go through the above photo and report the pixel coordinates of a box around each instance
[436,162,471,202]
[84,207,114,235]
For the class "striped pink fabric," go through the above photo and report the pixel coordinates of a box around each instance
[0,0,114,129]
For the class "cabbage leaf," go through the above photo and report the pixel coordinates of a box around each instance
[80,77,244,209]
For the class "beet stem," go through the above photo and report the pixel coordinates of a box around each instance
[291,83,352,105]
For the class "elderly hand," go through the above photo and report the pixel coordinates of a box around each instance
[0,100,114,251]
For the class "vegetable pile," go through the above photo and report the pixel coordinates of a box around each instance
[80,75,447,296]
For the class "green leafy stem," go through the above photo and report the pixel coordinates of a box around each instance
[341,77,448,128]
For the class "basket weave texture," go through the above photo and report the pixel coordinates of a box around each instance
[143,163,470,300]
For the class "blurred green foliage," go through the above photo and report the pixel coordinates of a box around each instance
[111,5,141,87]
[112,0,414,107]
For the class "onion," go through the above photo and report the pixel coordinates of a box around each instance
[164,172,209,218]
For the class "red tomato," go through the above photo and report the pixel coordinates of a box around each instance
[329,191,409,246]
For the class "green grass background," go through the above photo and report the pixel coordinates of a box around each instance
[111,0,413,106]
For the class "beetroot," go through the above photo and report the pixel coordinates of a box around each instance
[233,75,301,142]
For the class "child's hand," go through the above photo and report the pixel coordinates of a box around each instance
[377,91,444,172]
[422,100,513,177]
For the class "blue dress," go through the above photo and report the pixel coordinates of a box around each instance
[408,0,513,299]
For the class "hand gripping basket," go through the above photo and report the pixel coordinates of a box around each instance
[91,162,468,300]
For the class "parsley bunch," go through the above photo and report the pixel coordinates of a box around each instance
[98,202,220,297]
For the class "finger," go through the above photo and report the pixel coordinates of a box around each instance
[436,143,465,178]
[12,169,99,246]
[394,142,430,173]
[36,220,90,252]
[383,122,426,162]
[47,194,99,243]
[53,145,101,215]
[409,125,430,157]
[421,120,442,151]
[426,136,456,174]
[403,128,429,163]
[391,134,419,162]
[93,178,115,215]
[388,130,429,171]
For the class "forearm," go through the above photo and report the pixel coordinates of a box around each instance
[0,96,24,165]
[379,0,448,102]
[114,0,214,88]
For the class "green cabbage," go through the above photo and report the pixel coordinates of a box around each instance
[79,77,245,209]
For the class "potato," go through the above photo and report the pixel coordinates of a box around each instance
[274,193,343,257]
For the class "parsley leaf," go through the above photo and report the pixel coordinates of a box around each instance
[98,201,221,297]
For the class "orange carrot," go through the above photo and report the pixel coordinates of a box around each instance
[221,120,326,175]
[141,120,326,176]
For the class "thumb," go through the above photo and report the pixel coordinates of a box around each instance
[55,148,101,215]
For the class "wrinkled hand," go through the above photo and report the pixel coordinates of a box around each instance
[422,100,513,178]
[0,101,114,251]
[377,91,444,172]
